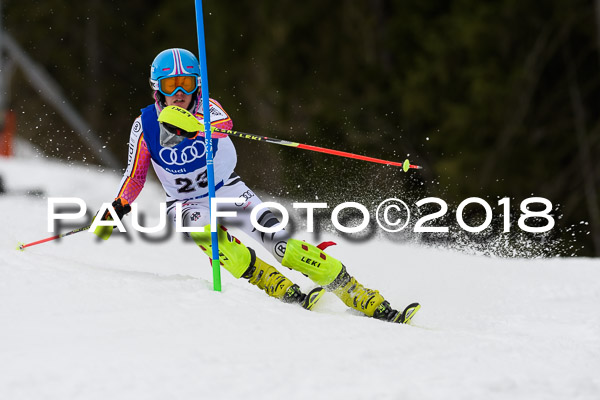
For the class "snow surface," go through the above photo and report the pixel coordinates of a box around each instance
[1,151,599,400]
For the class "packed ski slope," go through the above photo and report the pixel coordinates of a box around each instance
[1,152,599,400]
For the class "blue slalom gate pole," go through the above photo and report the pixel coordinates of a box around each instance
[195,0,221,292]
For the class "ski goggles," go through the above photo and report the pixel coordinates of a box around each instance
[158,76,199,96]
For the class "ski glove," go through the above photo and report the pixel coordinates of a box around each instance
[161,121,198,139]
[103,197,131,220]
[93,198,131,240]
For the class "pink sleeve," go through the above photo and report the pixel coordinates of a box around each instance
[116,132,150,204]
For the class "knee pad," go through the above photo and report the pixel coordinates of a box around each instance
[281,239,343,286]
[190,225,251,279]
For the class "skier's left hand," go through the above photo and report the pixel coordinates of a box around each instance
[101,197,131,221]
[93,198,131,240]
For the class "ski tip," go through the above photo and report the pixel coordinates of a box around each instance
[401,302,421,324]
[17,242,25,251]
[302,287,326,311]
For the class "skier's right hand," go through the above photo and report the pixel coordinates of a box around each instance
[161,121,199,139]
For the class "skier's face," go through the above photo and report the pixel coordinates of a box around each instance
[165,90,193,110]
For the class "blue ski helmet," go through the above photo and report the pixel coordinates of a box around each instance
[150,48,201,96]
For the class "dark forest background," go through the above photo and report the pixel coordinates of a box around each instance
[2,1,600,256]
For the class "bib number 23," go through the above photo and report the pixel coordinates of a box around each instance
[175,171,208,193]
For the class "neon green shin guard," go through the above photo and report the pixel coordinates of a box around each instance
[189,225,251,279]
[281,239,343,286]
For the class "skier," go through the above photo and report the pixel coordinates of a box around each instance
[99,48,419,323]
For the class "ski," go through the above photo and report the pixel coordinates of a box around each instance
[398,302,421,324]
[301,287,326,310]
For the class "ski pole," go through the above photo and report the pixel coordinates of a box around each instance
[213,127,422,171]
[17,225,91,251]
[158,105,423,171]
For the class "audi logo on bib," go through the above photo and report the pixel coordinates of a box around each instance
[159,141,207,166]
